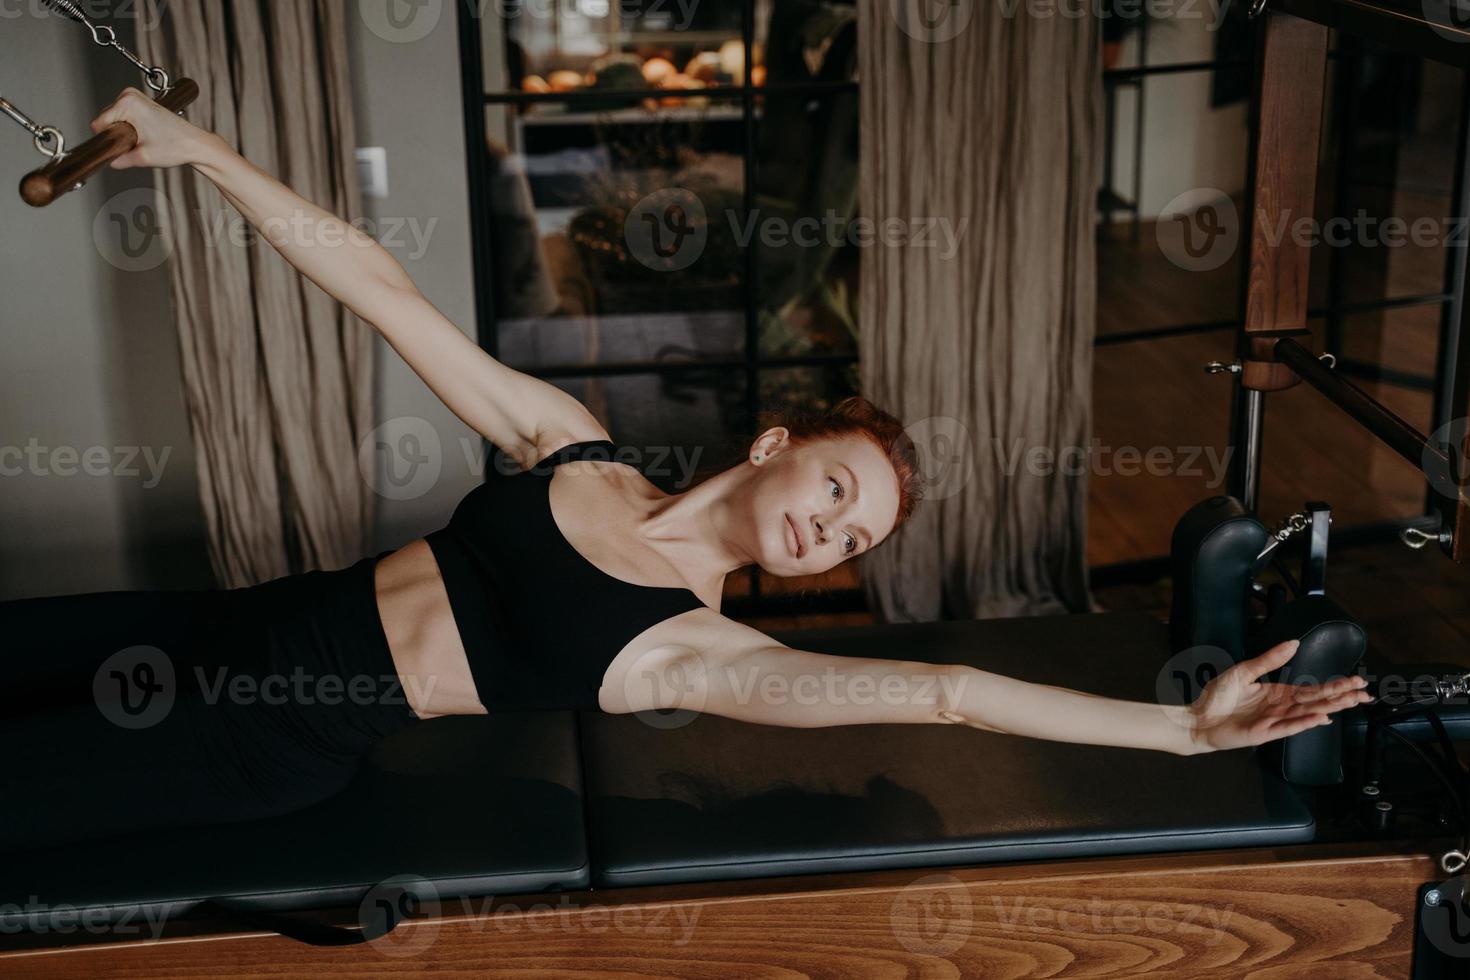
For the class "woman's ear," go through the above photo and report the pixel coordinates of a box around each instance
[751,427,791,463]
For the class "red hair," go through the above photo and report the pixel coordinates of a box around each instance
[752,395,925,536]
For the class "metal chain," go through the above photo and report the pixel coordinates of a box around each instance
[42,0,172,94]
[0,92,66,158]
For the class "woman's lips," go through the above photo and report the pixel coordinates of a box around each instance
[786,513,804,559]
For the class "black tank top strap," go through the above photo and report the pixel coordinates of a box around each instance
[532,438,619,472]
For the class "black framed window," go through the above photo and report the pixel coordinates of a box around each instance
[458,0,860,612]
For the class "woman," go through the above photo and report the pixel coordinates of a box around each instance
[1,90,1371,852]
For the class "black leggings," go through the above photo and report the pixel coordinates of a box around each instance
[0,554,419,852]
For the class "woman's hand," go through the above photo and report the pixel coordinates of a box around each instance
[89,87,222,170]
[1188,640,1372,753]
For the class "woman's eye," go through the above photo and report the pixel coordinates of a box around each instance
[829,477,843,500]
[843,533,856,555]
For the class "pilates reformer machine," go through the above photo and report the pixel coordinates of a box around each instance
[4,1,1470,976]
[0,0,196,208]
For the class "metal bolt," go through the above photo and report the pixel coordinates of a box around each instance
[1361,784,1380,797]
[1426,889,1442,907]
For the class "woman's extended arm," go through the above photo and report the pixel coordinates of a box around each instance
[90,88,603,467]
[635,611,1371,755]
[935,638,1371,755]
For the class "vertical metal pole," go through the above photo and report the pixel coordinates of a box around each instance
[1435,69,1470,561]
[457,0,499,358]
[1428,69,1470,524]
[1102,82,1117,227]
[740,0,761,602]
[1131,16,1148,244]
[1239,389,1265,512]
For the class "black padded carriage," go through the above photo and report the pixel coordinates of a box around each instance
[0,713,590,933]
[0,611,1319,938]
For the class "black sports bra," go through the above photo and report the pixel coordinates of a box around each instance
[423,439,708,713]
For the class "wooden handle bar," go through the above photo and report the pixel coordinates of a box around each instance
[20,78,199,208]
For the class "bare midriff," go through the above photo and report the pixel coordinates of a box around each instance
[373,538,486,719]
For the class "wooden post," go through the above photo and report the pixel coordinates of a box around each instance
[1240,12,1331,391]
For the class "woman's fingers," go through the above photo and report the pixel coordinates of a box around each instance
[1261,712,1331,742]
[1290,676,1371,707]
[1311,690,1370,715]
[1239,639,1300,683]
[90,87,149,134]
[1266,688,1366,725]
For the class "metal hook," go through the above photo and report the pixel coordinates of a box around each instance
[1319,352,1337,369]
[33,126,65,159]
[1401,526,1450,550]
[2,93,68,159]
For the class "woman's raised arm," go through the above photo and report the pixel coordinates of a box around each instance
[91,88,604,468]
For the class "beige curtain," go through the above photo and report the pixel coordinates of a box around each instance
[858,4,1101,621]
[138,0,373,587]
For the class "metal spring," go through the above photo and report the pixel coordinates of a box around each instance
[39,0,88,24]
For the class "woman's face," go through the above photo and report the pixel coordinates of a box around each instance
[741,431,902,576]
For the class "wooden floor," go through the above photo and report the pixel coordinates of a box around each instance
[0,841,1442,977]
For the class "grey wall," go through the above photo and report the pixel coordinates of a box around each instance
[0,8,203,599]
[347,6,482,556]
[0,5,478,598]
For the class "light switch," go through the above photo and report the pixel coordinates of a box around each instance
[356,147,389,200]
